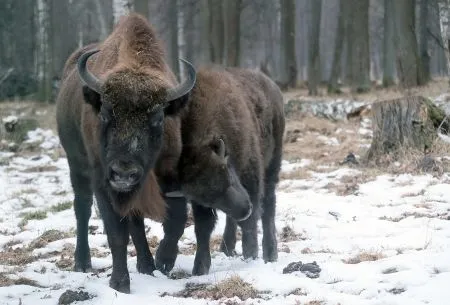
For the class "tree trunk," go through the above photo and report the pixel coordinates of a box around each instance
[280,0,297,89]
[394,0,423,88]
[208,0,224,64]
[168,0,180,79]
[224,0,241,66]
[134,0,149,19]
[348,0,370,93]
[328,0,345,94]
[184,0,196,64]
[419,0,431,83]
[365,95,446,163]
[429,0,447,76]
[307,0,321,95]
[438,0,450,81]
[383,0,395,87]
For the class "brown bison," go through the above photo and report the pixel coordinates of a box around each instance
[155,67,285,275]
[55,13,196,293]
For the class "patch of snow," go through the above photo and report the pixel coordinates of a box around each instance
[2,115,18,124]
[2,128,450,304]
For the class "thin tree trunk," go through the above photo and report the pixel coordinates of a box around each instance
[383,0,395,87]
[208,0,224,64]
[394,0,422,88]
[280,0,297,88]
[169,0,180,78]
[419,0,430,83]
[328,0,345,93]
[224,0,241,66]
[308,0,321,95]
[134,0,149,19]
[348,0,370,93]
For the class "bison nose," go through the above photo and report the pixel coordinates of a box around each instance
[108,160,143,191]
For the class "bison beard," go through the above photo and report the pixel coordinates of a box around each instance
[107,170,166,221]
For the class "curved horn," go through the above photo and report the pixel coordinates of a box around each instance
[165,59,197,101]
[218,138,226,159]
[77,49,102,93]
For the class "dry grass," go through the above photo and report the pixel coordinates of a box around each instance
[279,167,313,180]
[0,245,35,266]
[283,115,365,165]
[0,273,44,287]
[28,229,71,250]
[343,251,386,264]
[0,100,57,132]
[283,78,449,104]
[163,275,265,301]
[279,226,307,242]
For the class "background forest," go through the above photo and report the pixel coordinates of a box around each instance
[1,0,449,103]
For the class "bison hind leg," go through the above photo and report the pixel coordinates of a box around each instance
[261,154,282,263]
[220,216,238,257]
[261,181,278,262]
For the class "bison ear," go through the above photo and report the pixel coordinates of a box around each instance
[82,85,102,112]
[164,93,190,116]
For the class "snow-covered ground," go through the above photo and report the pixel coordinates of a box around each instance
[1,123,450,305]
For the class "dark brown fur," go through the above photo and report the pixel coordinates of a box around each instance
[155,66,285,275]
[55,13,193,293]
[57,14,176,220]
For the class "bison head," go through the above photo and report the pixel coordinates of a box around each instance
[177,138,252,222]
[77,49,196,214]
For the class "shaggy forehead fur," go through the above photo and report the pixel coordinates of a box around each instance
[102,68,169,137]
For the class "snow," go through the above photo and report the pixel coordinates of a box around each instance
[1,128,450,305]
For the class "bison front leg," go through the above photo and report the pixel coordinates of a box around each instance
[70,168,94,273]
[191,203,217,276]
[95,191,131,294]
[155,197,187,274]
[129,215,156,275]
[220,216,238,257]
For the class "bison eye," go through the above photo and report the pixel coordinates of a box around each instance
[99,113,108,123]
[150,116,163,128]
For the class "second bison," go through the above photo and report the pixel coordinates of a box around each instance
[156,67,285,275]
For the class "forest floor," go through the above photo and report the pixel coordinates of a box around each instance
[1,80,450,304]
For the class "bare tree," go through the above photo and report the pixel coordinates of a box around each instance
[224,0,242,66]
[280,0,297,88]
[394,0,424,88]
[328,0,345,93]
[134,0,149,19]
[308,0,321,95]
[419,0,431,83]
[348,0,371,92]
[383,0,396,87]
[208,0,224,64]
[168,0,180,78]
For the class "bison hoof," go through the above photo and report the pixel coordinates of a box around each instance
[192,263,210,276]
[263,243,278,263]
[155,240,178,275]
[109,273,130,294]
[73,261,92,273]
[220,242,237,257]
[136,259,156,275]
[263,250,278,263]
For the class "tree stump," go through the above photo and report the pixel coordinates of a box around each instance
[365,95,448,163]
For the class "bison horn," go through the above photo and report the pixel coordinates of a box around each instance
[165,59,197,102]
[218,138,226,159]
[77,49,103,93]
